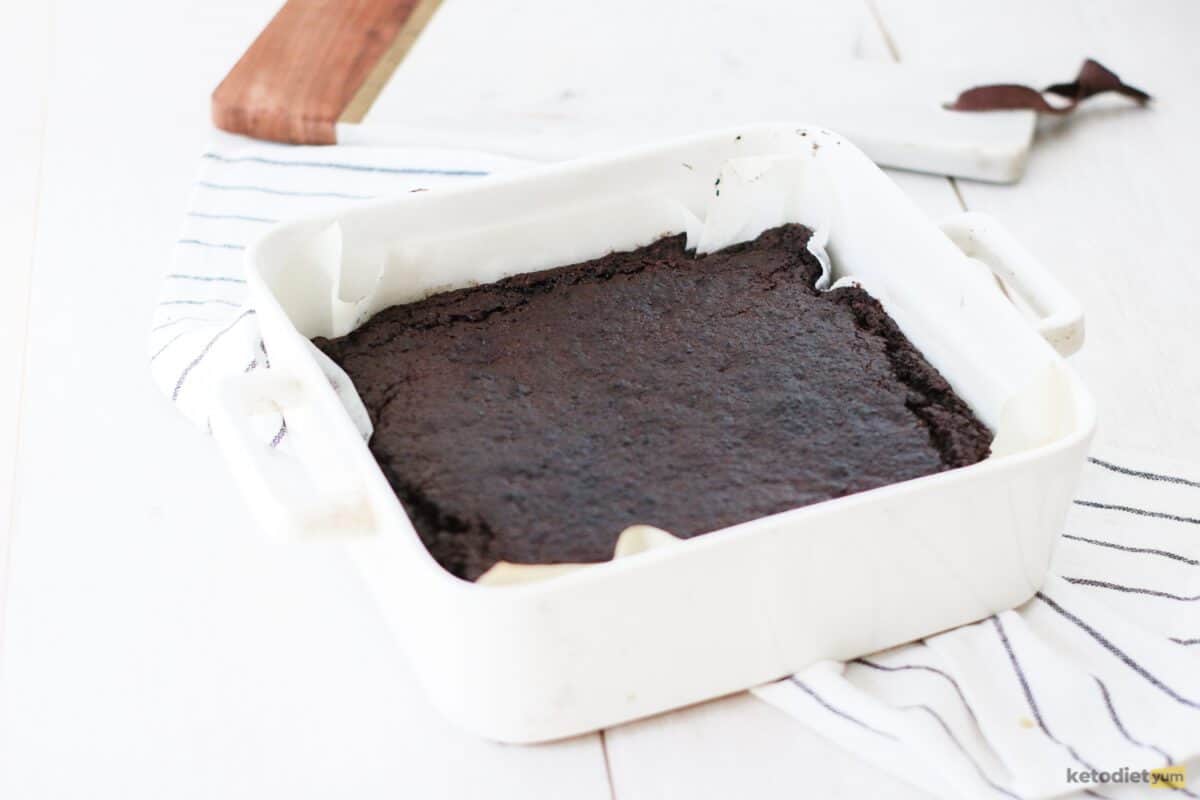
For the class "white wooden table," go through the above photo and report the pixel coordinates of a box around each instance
[1,2,1197,797]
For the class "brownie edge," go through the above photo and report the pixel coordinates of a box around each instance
[314,224,992,580]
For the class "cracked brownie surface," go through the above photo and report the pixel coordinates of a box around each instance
[314,224,992,580]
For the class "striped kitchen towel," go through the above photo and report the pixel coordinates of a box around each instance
[147,130,527,440]
[151,134,1199,800]
[756,451,1200,799]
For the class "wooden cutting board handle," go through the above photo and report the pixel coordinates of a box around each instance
[212,0,441,144]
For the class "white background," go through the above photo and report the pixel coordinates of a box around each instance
[1,1,1197,797]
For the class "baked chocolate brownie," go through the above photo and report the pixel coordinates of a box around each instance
[314,224,991,580]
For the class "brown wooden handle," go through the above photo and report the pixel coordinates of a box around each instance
[212,0,434,145]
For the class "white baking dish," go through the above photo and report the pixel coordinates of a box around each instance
[212,125,1096,743]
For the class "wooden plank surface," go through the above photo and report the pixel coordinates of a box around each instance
[0,2,611,798]
[606,694,932,799]
[0,0,52,645]
[2,1,1198,798]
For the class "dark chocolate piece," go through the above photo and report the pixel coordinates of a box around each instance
[946,59,1150,114]
[314,225,992,580]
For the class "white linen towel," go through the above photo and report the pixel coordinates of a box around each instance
[148,131,528,441]
[756,452,1200,799]
[150,135,1200,800]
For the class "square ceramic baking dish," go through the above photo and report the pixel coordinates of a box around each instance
[212,125,1096,743]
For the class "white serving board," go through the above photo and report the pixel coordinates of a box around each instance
[342,0,1036,182]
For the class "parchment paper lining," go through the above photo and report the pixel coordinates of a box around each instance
[279,138,1072,584]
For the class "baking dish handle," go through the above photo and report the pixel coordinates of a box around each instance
[939,212,1084,357]
[211,371,377,541]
